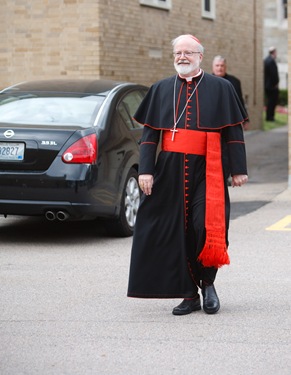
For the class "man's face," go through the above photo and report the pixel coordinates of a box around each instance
[212,60,226,77]
[173,37,203,77]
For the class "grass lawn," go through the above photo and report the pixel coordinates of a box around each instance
[263,107,288,131]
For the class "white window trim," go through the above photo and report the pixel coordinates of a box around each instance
[201,0,216,20]
[278,0,288,29]
[139,0,172,11]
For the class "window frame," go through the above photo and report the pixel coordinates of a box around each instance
[139,0,172,11]
[278,0,288,29]
[201,0,216,20]
[282,0,287,19]
[117,89,147,130]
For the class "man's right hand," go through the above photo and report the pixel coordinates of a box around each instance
[138,174,154,195]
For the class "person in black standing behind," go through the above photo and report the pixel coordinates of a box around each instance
[212,55,249,128]
[212,55,248,182]
[264,47,279,121]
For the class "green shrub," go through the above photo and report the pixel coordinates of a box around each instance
[278,89,288,106]
[264,90,288,106]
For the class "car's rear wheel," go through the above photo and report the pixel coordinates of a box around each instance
[106,168,141,237]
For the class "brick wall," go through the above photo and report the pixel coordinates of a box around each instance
[0,0,100,83]
[0,0,263,130]
[99,0,263,130]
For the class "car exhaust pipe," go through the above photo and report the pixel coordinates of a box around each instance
[45,210,56,221]
[56,211,69,221]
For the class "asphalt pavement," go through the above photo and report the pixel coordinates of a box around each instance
[0,125,290,375]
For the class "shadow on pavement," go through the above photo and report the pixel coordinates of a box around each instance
[230,200,269,220]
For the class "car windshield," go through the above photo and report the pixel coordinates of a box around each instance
[0,94,105,126]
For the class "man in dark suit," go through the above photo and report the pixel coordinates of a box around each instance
[212,55,248,182]
[264,47,279,121]
[212,55,248,122]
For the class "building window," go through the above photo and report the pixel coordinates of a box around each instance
[139,0,172,11]
[201,0,216,20]
[282,0,287,19]
[278,0,287,28]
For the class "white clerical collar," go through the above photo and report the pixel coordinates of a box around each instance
[179,69,203,82]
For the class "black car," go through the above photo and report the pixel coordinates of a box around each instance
[0,79,148,236]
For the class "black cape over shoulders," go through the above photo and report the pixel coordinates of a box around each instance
[134,72,248,130]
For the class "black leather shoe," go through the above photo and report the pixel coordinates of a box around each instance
[172,297,201,315]
[202,284,220,314]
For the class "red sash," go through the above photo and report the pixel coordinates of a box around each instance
[162,129,230,268]
[162,129,207,155]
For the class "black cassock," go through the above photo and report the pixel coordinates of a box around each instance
[127,71,248,298]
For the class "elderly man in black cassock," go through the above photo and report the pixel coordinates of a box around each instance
[127,34,248,315]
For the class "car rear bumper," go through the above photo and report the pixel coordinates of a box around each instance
[0,199,102,220]
[0,162,118,220]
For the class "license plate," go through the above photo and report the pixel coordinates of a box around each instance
[0,142,25,161]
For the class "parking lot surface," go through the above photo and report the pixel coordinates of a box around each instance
[0,126,290,375]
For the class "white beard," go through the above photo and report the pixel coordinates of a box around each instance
[174,61,200,76]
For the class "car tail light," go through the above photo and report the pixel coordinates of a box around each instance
[62,134,97,164]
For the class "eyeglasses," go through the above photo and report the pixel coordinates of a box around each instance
[173,51,201,58]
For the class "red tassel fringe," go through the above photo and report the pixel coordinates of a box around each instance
[198,229,230,268]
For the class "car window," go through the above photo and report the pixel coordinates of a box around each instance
[0,95,105,126]
[117,90,146,129]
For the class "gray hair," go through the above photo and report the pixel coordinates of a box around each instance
[213,55,226,63]
[171,34,204,53]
